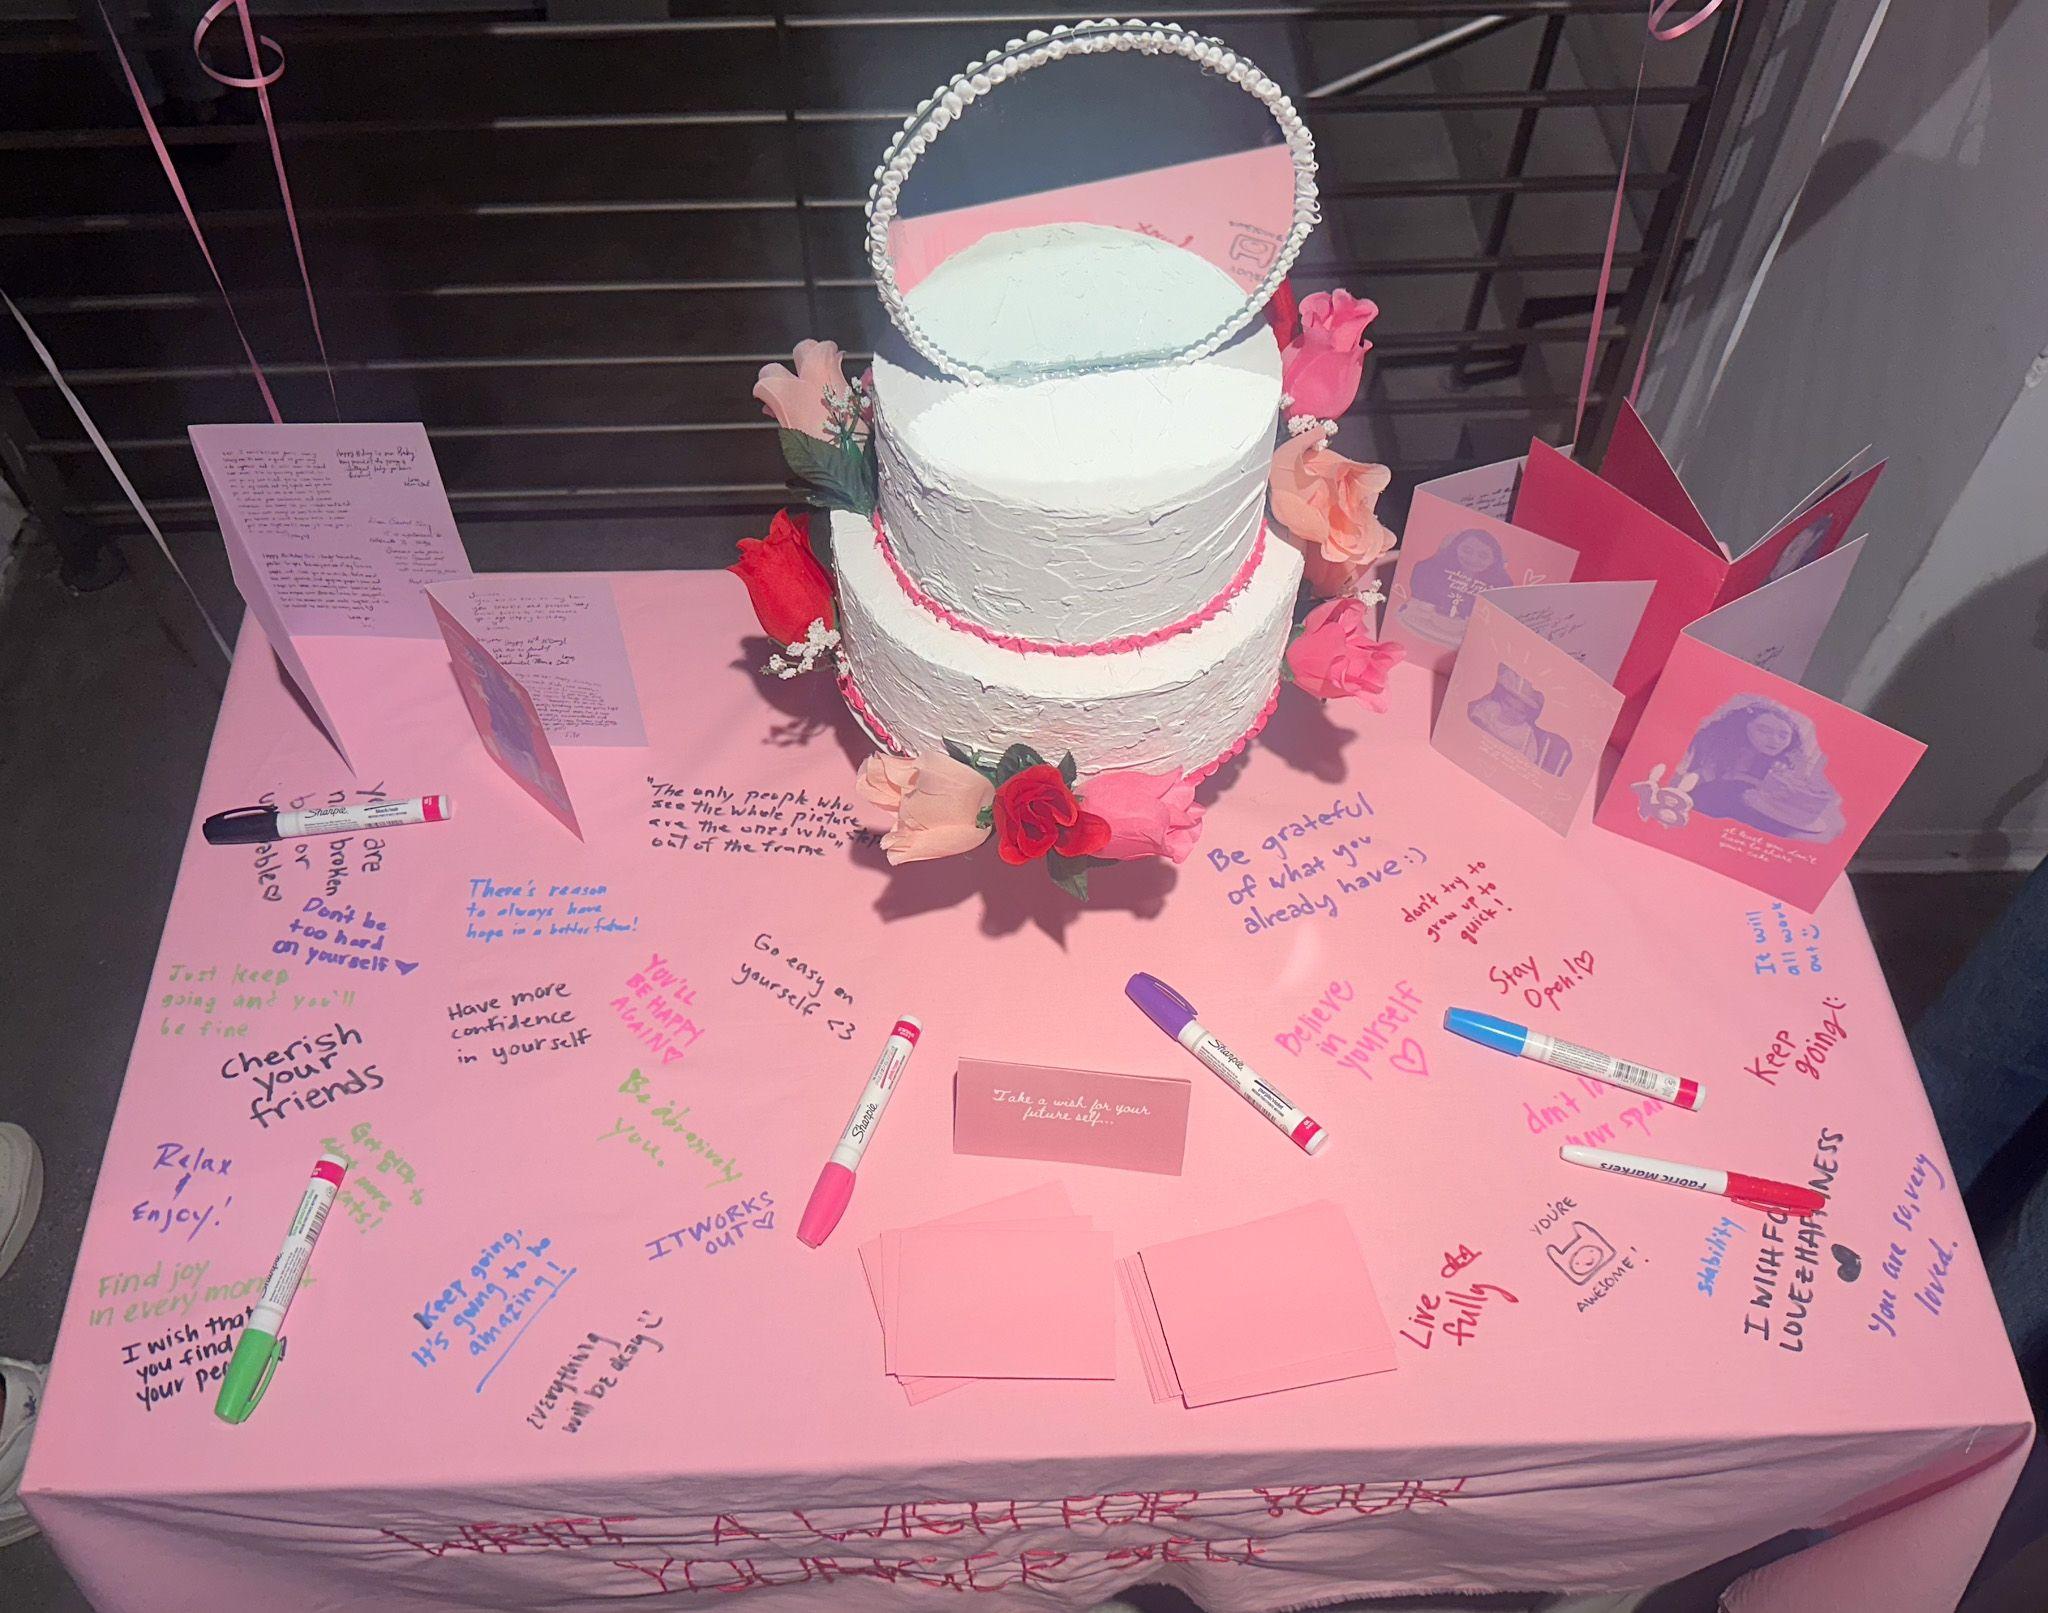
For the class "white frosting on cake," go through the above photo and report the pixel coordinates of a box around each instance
[905,222,1247,375]
[873,319,1281,641]
[832,508,1301,780]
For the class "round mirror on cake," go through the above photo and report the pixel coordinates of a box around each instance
[866,19,1318,384]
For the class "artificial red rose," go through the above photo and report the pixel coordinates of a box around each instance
[992,764,1111,865]
[1264,278,1300,348]
[730,508,834,646]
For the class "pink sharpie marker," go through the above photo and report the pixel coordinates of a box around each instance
[797,1017,922,1248]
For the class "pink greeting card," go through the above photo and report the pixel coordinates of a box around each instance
[953,1059,1190,1176]
[888,1223,1115,1380]
[1509,405,1883,741]
[1510,438,1726,737]
[859,1184,1075,1404]
[427,596,581,839]
[219,534,352,767]
[428,576,646,747]
[1433,590,1639,835]
[1594,542,1924,909]
[191,422,475,767]
[190,423,471,639]
[1382,479,1580,675]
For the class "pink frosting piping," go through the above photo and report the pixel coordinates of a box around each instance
[870,510,1271,657]
[836,670,1281,788]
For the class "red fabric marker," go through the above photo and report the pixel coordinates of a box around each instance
[1561,1145,1825,1215]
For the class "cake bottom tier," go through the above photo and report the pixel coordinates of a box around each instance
[831,509,1302,781]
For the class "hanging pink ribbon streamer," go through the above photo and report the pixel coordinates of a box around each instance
[5,290,235,662]
[93,0,280,423]
[194,0,339,419]
[1571,0,1734,444]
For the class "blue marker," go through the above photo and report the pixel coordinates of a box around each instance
[1443,1009,1702,1111]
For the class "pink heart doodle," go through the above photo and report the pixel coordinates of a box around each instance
[1389,1038,1429,1078]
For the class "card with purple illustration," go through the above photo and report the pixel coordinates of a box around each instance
[1383,474,1580,676]
[954,1059,1190,1176]
[1433,588,1640,835]
[1594,541,1923,909]
[429,596,582,839]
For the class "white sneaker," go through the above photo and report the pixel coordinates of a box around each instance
[0,1125,42,1282]
[0,1357,45,1547]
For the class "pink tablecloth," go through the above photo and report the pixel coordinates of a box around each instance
[24,573,2030,1612]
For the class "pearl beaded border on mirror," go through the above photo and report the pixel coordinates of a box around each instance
[864,18,1320,386]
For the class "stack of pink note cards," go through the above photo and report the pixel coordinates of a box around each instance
[859,1184,1115,1402]
[1119,1201,1397,1408]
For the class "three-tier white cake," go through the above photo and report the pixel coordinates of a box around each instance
[833,224,1301,781]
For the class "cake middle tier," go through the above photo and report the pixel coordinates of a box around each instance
[870,320,1282,643]
[832,508,1303,782]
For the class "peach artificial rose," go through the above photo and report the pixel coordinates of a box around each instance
[855,752,994,865]
[1269,429,1396,564]
[754,339,865,444]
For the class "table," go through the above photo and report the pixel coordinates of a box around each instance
[23,572,2031,1613]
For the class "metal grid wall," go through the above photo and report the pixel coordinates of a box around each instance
[0,1,1753,579]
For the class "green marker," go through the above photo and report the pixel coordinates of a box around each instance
[215,1153,346,1424]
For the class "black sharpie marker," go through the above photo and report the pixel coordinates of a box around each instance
[204,794,453,846]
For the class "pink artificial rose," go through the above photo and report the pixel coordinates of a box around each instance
[1083,769,1206,864]
[1268,429,1396,565]
[1281,289,1378,419]
[856,752,993,865]
[1286,597,1406,711]
[754,339,865,444]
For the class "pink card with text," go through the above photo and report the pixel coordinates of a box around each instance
[428,596,581,839]
[954,1059,1190,1176]
[1383,485,1580,676]
[190,422,471,639]
[1595,548,1924,908]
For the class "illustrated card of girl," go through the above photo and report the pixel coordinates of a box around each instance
[1594,543,1922,908]
[1382,480,1579,676]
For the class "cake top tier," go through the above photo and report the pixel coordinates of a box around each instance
[906,223,1248,379]
[881,317,1278,500]
[871,308,1279,644]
